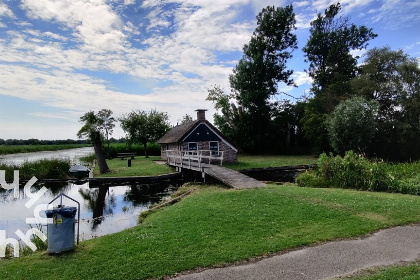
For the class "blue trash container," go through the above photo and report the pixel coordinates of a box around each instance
[45,206,77,253]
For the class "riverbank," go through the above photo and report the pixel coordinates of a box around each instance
[0,144,91,155]
[1,183,420,279]
[92,154,318,179]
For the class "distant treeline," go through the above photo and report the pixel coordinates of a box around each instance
[0,138,125,146]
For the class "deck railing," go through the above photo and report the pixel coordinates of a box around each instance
[165,149,224,169]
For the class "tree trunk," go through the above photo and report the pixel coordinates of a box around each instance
[93,131,110,173]
[143,142,149,158]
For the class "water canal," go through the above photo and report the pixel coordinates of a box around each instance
[0,147,94,165]
[0,148,180,242]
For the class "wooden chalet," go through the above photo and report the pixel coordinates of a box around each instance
[157,109,238,163]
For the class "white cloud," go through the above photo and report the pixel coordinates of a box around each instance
[311,0,373,14]
[0,1,15,18]
[295,1,310,8]
[249,0,287,13]
[295,13,313,29]
[292,71,312,87]
[21,0,128,51]
[370,0,420,29]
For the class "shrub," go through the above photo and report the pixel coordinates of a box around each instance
[297,151,420,195]
[327,97,379,155]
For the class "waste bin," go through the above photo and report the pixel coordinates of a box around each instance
[45,206,77,253]
[128,159,132,167]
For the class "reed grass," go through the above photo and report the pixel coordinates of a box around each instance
[0,144,90,155]
[0,159,71,181]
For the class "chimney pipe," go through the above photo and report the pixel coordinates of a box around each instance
[196,109,207,121]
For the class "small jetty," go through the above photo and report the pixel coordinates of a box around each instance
[165,150,266,189]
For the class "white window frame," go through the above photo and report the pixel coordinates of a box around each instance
[188,142,198,151]
[209,141,219,156]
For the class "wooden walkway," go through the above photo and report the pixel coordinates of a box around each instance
[165,150,266,189]
[203,164,266,189]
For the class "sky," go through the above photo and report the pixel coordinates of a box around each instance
[0,0,419,140]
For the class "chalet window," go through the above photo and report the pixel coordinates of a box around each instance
[209,141,219,156]
[188,142,198,150]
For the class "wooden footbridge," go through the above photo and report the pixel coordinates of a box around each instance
[165,150,266,189]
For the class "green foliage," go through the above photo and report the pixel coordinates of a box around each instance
[228,5,297,153]
[303,2,377,107]
[301,97,330,154]
[119,109,170,158]
[351,47,420,161]
[327,97,379,154]
[0,159,71,181]
[301,3,376,154]
[3,185,420,279]
[106,142,161,158]
[0,144,90,155]
[224,154,317,170]
[179,114,193,125]
[77,110,109,141]
[297,151,420,195]
[77,109,114,173]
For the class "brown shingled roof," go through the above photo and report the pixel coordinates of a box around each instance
[157,120,199,144]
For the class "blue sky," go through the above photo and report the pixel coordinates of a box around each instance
[0,0,419,140]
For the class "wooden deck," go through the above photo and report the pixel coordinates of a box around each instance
[165,150,266,189]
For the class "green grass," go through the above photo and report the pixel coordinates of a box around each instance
[297,151,420,195]
[0,159,71,181]
[94,156,175,177]
[224,154,317,170]
[339,260,420,280]
[0,144,90,155]
[2,184,420,279]
[93,154,317,177]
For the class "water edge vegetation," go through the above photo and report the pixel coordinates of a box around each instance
[0,144,90,155]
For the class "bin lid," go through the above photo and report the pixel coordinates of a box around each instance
[46,206,77,218]
[69,164,90,172]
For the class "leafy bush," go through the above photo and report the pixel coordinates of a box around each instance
[297,151,420,195]
[327,97,379,155]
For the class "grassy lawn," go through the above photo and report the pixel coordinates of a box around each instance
[224,154,317,170]
[94,154,318,177]
[2,184,420,279]
[93,156,175,177]
[338,260,420,280]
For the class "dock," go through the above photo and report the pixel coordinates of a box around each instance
[165,150,266,189]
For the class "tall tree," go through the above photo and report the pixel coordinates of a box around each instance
[180,114,193,125]
[120,109,170,158]
[351,47,420,160]
[302,2,376,154]
[303,2,377,111]
[228,5,297,152]
[77,111,110,174]
[97,109,116,156]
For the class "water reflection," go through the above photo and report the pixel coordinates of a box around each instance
[0,179,180,241]
[0,147,94,165]
[79,187,110,229]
